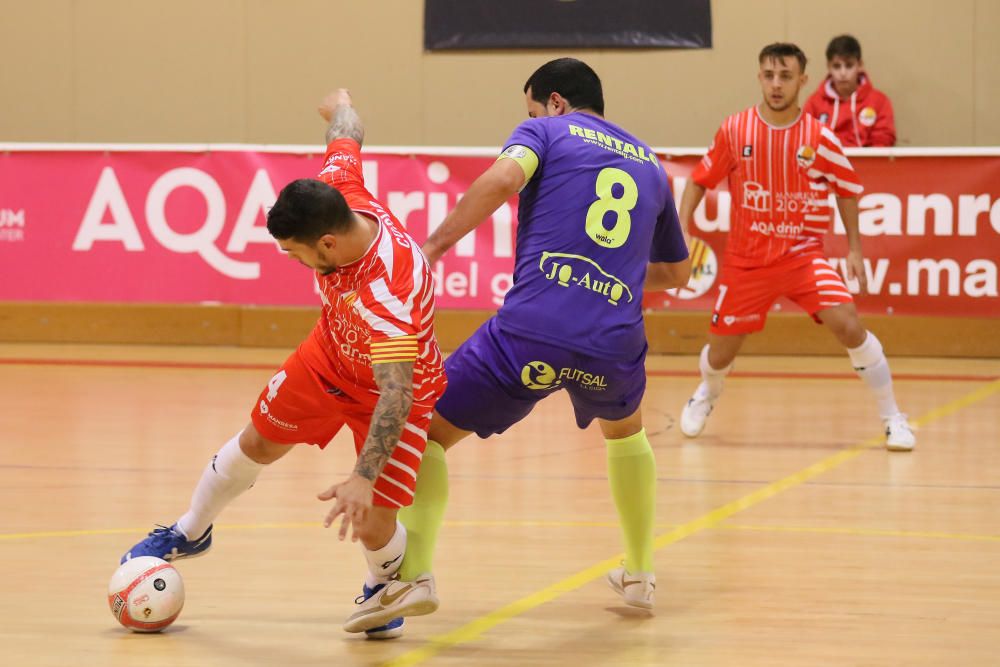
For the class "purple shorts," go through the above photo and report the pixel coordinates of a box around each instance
[435,318,647,437]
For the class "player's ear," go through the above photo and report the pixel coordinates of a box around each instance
[549,92,566,116]
[318,234,337,251]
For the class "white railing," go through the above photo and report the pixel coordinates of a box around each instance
[2,143,1000,158]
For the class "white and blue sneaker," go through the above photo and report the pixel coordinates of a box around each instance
[357,583,404,640]
[120,523,213,564]
[344,574,438,634]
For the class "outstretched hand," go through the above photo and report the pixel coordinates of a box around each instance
[319,88,353,123]
[317,473,374,541]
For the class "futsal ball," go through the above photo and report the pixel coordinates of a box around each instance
[107,556,185,632]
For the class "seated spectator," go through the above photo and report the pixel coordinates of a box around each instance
[804,35,896,147]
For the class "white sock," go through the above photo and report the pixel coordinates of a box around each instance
[697,343,732,399]
[847,332,900,419]
[363,521,407,584]
[177,433,265,539]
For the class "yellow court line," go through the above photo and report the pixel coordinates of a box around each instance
[0,380,1000,548]
[11,517,999,545]
[722,523,1000,543]
[0,522,315,541]
[379,378,1000,667]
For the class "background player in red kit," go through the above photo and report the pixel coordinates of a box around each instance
[677,43,915,451]
[120,89,446,639]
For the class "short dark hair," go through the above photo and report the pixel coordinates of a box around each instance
[523,58,604,115]
[758,42,808,73]
[266,179,354,242]
[826,34,862,62]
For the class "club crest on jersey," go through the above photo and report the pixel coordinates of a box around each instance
[818,113,829,124]
[796,145,816,168]
[741,145,752,158]
[859,107,877,127]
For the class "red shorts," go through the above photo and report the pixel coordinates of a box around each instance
[710,251,854,336]
[250,346,435,509]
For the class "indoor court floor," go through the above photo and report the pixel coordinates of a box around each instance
[1,343,998,666]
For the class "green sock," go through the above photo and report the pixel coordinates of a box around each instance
[606,428,656,573]
[398,440,449,580]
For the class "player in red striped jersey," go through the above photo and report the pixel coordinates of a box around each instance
[677,43,915,451]
[120,90,446,639]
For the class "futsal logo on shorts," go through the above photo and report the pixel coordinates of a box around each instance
[521,361,607,391]
[521,361,560,390]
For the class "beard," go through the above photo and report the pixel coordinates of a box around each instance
[767,99,792,111]
[764,93,798,112]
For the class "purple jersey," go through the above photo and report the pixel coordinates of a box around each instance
[496,112,688,359]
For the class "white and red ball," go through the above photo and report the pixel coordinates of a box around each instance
[108,556,185,632]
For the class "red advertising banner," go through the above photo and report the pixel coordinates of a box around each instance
[1,146,997,316]
[647,153,1000,318]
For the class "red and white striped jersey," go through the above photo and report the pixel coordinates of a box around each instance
[300,138,445,409]
[692,105,863,268]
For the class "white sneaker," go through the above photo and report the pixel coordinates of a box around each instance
[884,413,916,451]
[343,574,439,633]
[680,384,715,437]
[606,566,655,610]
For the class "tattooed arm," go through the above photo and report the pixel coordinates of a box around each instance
[317,360,414,540]
[354,361,415,481]
[318,88,365,146]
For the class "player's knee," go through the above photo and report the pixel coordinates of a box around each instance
[238,426,284,465]
[844,322,868,348]
[826,313,865,346]
[707,346,737,370]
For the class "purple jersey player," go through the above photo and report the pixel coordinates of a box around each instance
[346,58,691,634]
